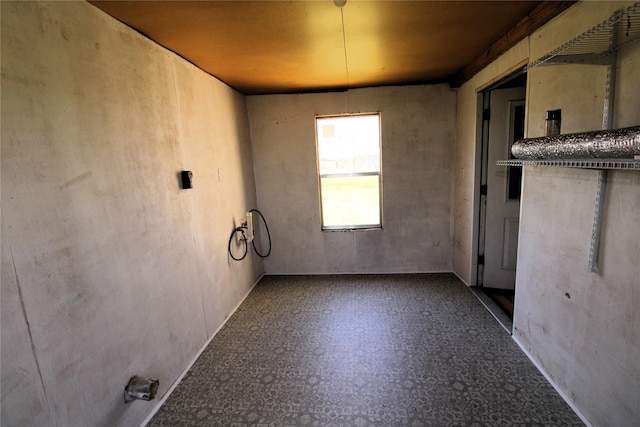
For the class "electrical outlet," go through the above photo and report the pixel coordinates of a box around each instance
[234,212,254,244]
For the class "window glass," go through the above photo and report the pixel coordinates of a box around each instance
[316,114,382,229]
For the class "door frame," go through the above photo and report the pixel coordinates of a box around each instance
[470,68,527,288]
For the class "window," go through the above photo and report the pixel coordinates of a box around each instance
[316,113,382,229]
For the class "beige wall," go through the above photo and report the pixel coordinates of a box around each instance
[1,2,262,426]
[453,2,640,425]
[247,85,456,274]
[515,3,640,427]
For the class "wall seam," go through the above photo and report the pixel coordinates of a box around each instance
[169,58,211,339]
[450,87,458,272]
[9,246,52,421]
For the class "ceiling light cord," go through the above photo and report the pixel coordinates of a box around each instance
[340,7,350,111]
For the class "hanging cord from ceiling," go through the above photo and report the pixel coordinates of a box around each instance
[340,7,349,87]
[228,209,272,261]
[336,0,350,111]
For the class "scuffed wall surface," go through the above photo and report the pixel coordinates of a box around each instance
[515,167,640,427]
[613,38,640,130]
[514,2,640,426]
[1,248,52,426]
[247,85,456,274]
[1,2,261,426]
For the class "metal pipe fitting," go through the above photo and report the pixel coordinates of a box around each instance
[124,376,159,404]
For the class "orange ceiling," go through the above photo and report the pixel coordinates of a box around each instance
[89,1,568,95]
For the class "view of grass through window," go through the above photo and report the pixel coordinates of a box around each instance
[316,114,381,229]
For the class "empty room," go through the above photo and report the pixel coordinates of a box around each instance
[1,1,639,426]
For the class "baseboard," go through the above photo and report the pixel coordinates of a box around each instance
[511,334,593,427]
[469,287,512,334]
[140,272,265,426]
[262,270,454,276]
[453,271,471,286]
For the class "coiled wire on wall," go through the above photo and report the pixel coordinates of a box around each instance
[228,209,272,261]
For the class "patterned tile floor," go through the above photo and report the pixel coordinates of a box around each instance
[149,274,583,426]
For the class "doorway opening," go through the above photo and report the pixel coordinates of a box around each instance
[473,71,526,332]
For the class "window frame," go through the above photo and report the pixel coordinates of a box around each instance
[315,112,383,231]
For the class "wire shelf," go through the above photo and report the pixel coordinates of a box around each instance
[497,159,640,170]
[528,2,640,68]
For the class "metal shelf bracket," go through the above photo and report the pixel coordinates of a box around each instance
[588,170,608,272]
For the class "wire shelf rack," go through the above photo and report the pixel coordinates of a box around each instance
[496,159,640,170]
[528,2,640,68]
